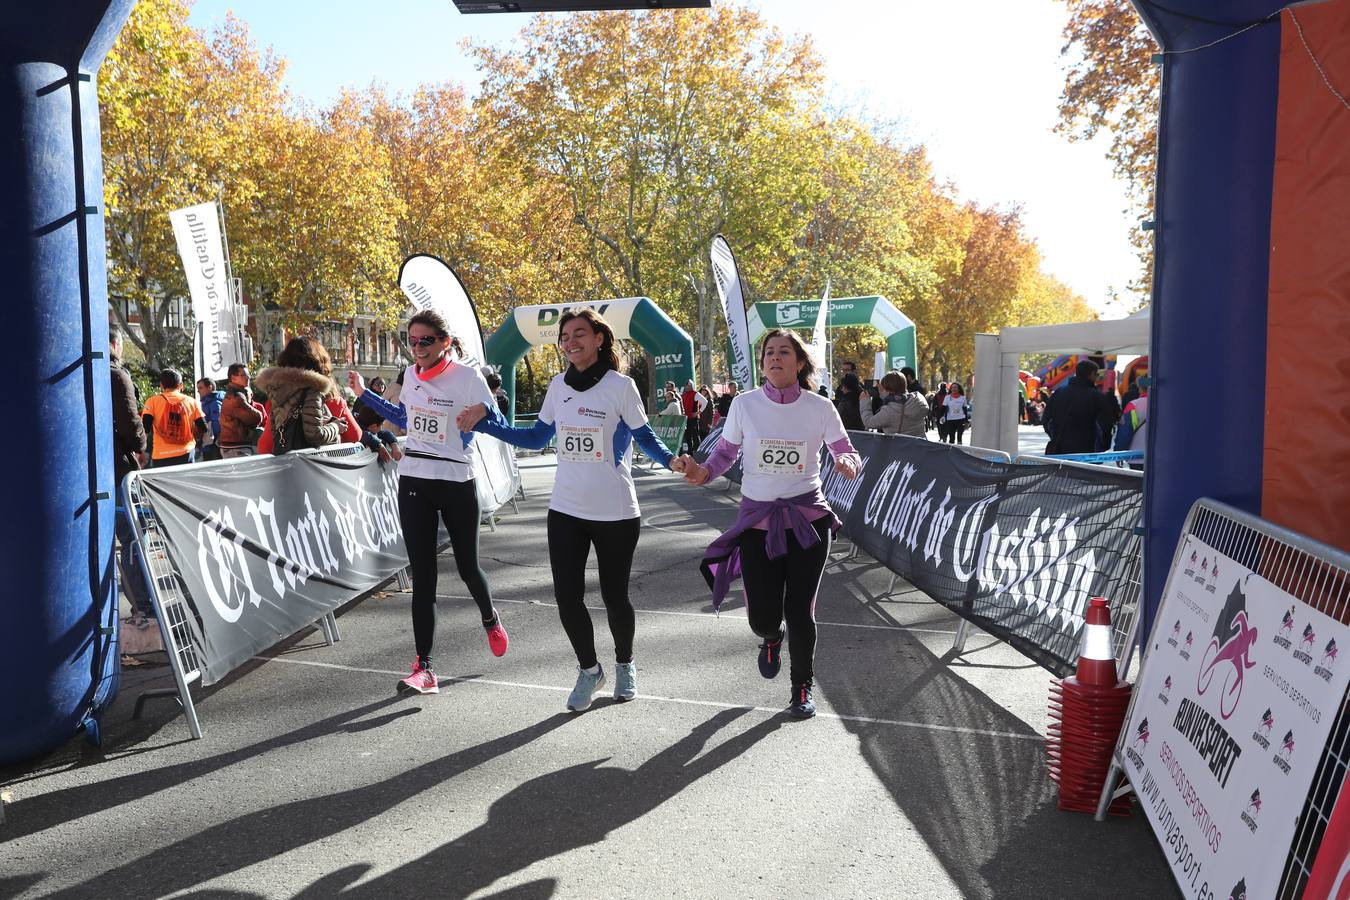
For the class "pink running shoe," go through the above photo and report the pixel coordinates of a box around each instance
[397,660,439,694]
[485,613,509,658]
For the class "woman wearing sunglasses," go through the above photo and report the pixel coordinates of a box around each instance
[456,308,677,712]
[349,309,508,695]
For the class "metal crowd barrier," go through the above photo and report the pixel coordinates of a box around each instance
[121,444,364,739]
[1096,498,1350,900]
[836,439,1142,668]
[1013,453,1145,674]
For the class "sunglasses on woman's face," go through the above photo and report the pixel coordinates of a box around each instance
[407,335,442,348]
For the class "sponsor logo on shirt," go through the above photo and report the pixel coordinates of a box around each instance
[575,406,607,421]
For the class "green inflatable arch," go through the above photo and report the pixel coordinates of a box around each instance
[749,295,918,377]
[486,297,695,421]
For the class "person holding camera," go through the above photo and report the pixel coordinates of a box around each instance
[860,372,928,438]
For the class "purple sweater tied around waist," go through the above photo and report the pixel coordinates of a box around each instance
[699,489,842,612]
[697,411,858,610]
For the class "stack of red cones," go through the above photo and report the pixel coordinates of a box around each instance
[1046,596,1134,815]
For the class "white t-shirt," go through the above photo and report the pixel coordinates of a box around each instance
[721,387,847,502]
[944,393,968,422]
[399,362,497,482]
[539,369,650,521]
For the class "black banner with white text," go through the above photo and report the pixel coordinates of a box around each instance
[133,451,409,684]
[821,433,1141,675]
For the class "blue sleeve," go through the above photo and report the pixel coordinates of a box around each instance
[361,389,407,430]
[1113,411,1136,451]
[630,422,674,469]
[473,401,556,450]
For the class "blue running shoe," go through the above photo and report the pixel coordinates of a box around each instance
[757,633,783,679]
[567,665,606,712]
[613,661,637,702]
[789,681,816,719]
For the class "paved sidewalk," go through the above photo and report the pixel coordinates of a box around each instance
[0,458,1177,899]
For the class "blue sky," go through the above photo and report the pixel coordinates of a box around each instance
[189,0,1143,316]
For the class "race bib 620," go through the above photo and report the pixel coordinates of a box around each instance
[754,438,807,475]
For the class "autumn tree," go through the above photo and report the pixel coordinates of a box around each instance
[356,83,590,332]
[228,91,405,331]
[100,0,286,368]
[1057,0,1160,298]
[472,6,830,378]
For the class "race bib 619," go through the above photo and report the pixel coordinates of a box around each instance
[559,424,605,463]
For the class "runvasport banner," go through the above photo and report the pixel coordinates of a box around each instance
[133,451,410,684]
[821,433,1142,675]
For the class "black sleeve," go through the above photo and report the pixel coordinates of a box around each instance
[112,368,147,454]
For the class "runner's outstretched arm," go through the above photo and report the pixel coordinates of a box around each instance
[462,402,556,451]
[629,423,675,469]
[358,389,407,431]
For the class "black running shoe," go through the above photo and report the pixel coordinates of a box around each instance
[788,681,816,719]
[757,633,783,679]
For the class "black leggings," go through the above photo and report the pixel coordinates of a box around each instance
[738,517,832,685]
[547,509,641,669]
[399,475,495,662]
[942,421,967,444]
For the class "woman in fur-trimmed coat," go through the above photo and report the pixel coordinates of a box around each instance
[255,336,344,453]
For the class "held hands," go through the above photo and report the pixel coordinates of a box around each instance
[833,455,860,480]
[455,403,488,433]
[347,370,365,395]
[672,455,710,485]
[672,458,707,485]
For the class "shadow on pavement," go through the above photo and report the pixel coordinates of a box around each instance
[816,597,1176,899]
[38,713,578,899]
[289,708,783,900]
[0,694,412,843]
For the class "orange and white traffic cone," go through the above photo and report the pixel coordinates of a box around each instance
[1046,596,1133,815]
[1076,597,1119,687]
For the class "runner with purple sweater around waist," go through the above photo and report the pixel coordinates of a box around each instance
[678,329,860,718]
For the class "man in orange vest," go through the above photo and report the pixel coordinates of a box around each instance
[141,369,207,467]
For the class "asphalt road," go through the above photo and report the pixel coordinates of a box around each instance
[0,455,1177,899]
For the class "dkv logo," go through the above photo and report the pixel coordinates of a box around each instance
[536,303,611,327]
[653,353,683,367]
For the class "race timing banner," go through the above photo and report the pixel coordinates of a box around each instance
[1119,535,1350,900]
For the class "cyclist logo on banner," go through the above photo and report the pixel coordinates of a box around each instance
[1197,579,1259,721]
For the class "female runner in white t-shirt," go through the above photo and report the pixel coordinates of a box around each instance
[349,309,508,695]
[456,308,678,712]
[678,329,860,718]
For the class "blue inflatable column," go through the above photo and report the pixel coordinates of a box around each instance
[0,1,137,762]
[1136,1,1285,638]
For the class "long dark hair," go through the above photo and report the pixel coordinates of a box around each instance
[758,328,816,390]
[407,309,465,359]
[277,335,333,376]
[558,307,622,372]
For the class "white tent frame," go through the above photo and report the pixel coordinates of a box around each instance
[971,312,1151,456]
